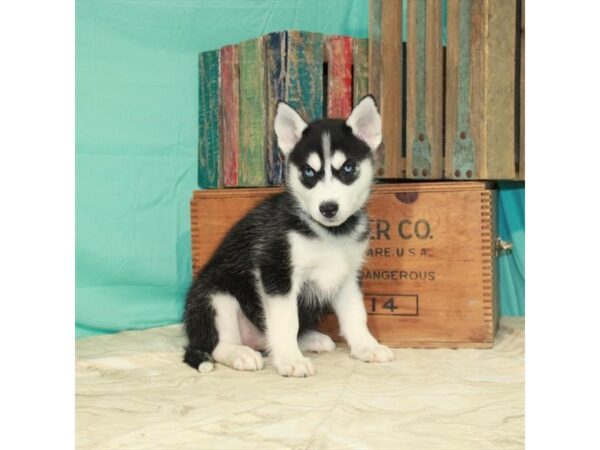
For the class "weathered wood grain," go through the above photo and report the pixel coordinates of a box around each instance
[368,0,382,107]
[518,0,525,180]
[352,38,369,106]
[286,31,324,122]
[220,45,240,187]
[380,0,404,178]
[445,0,517,180]
[369,0,384,174]
[406,0,443,179]
[325,35,353,118]
[239,37,267,186]
[265,31,288,186]
[198,49,221,188]
[485,0,517,179]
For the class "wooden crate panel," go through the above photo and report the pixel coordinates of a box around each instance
[220,45,240,187]
[190,182,498,348]
[239,37,267,187]
[265,31,288,186]
[198,49,221,188]
[406,0,443,179]
[379,0,404,178]
[517,0,525,180]
[325,35,353,118]
[318,185,496,346]
[445,0,517,180]
[352,38,369,106]
[286,31,324,122]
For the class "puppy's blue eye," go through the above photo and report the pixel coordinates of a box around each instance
[302,167,315,178]
[342,162,355,173]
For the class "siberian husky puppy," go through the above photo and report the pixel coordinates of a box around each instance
[184,95,394,377]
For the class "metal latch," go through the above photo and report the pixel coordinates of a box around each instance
[496,237,513,255]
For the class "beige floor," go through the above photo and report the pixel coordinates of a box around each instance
[76,317,524,450]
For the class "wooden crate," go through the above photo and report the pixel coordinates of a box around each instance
[198,0,525,186]
[190,182,500,348]
[369,0,525,180]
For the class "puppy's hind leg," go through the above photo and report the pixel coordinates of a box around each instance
[211,293,265,371]
[298,330,336,353]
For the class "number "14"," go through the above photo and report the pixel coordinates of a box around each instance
[371,297,398,313]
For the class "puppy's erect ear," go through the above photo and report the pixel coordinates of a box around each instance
[346,95,382,151]
[274,102,308,157]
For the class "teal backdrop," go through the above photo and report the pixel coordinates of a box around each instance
[76,0,524,339]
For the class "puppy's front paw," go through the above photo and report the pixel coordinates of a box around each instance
[351,344,394,363]
[273,357,315,377]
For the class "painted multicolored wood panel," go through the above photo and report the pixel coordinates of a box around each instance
[352,38,369,106]
[265,31,288,186]
[198,49,221,188]
[220,45,240,187]
[406,0,443,179]
[239,37,267,187]
[325,35,353,119]
[286,31,324,123]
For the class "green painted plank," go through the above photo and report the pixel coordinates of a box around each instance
[286,31,324,122]
[352,38,369,106]
[239,37,267,186]
[198,49,221,188]
[409,0,432,178]
[452,0,476,179]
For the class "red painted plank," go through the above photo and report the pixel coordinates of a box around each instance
[325,35,353,118]
[219,45,240,187]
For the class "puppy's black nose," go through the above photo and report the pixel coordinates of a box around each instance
[319,202,339,218]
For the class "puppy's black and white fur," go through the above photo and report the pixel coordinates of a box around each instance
[184,96,394,377]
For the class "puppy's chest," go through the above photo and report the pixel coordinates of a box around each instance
[288,232,366,293]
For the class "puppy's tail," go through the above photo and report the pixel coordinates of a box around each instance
[183,347,215,373]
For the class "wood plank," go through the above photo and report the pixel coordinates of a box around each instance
[325,35,353,118]
[219,45,239,187]
[368,0,383,173]
[239,37,267,187]
[352,38,369,106]
[368,0,382,103]
[445,0,517,180]
[484,0,517,179]
[190,181,491,200]
[445,0,477,180]
[265,31,288,186]
[286,31,324,122]
[518,0,525,180]
[380,0,404,178]
[406,0,443,179]
[198,49,221,188]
